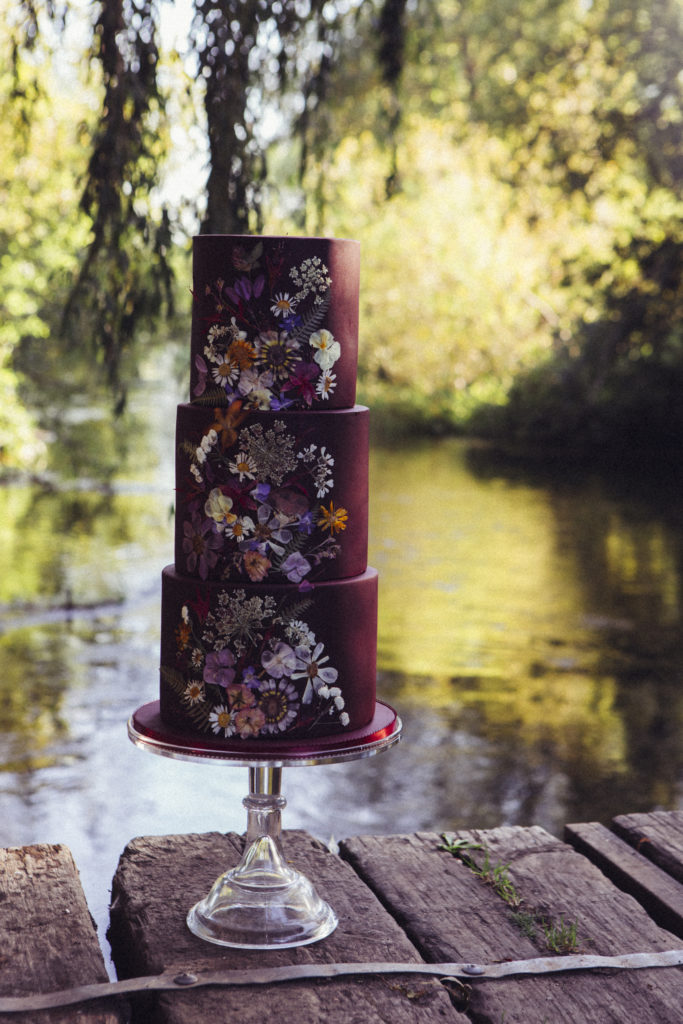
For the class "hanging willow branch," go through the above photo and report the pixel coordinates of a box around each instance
[61,0,173,411]
[377,0,408,197]
[192,0,331,235]
[13,0,341,406]
[192,0,269,235]
[294,7,343,233]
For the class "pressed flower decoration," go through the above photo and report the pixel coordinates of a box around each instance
[180,412,349,583]
[165,241,355,737]
[193,243,342,410]
[161,591,350,738]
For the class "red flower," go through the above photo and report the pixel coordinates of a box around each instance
[286,361,318,406]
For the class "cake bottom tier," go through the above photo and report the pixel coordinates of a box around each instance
[160,565,377,742]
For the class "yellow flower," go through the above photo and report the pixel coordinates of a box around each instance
[318,501,348,534]
[205,488,237,527]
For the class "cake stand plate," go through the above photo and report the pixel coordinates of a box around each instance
[128,699,401,765]
[127,701,401,949]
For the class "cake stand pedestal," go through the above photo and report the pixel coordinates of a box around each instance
[127,700,401,949]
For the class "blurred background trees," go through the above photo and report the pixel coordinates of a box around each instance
[2,0,682,470]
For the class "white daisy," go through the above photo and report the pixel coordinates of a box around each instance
[209,705,235,737]
[270,293,298,318]
[229,451,257,481]
[316,371,336,400]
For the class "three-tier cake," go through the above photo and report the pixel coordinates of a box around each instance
[158,235,378,743]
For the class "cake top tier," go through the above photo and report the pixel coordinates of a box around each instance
[190,235,360,410]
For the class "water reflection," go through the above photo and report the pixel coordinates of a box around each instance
[0,394,681,968]
[366,438,683,833]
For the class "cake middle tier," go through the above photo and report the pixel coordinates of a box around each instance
[174,402,369,583]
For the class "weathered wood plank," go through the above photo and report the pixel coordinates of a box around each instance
[108,830,467,1024]
[565,820,683,937]
[339,827,683,1024]
[611,810,683,884]
[0,844,127,1024]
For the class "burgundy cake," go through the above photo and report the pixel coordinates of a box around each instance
[159,235,379,742]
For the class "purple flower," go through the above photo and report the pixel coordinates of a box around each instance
[253,482,271,503]
[226,277,252,304]
[282,313,301,331]
[282,551,312,584]
[257,678,300,733]
[297,510,315,535]
[193,354,208,397]
[241,665,259,686]
[182,514,222,579]
[270,394,294,411]
[253,505,292,555]
[261,642,296,679]
[204,648,236,688]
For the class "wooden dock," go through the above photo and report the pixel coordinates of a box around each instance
[1,811,682,1022]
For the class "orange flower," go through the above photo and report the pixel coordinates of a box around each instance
[175,621,192,649]
[227,338,256,371]
[210,400,248,449]
[243,549,272,581]
[318,501,348,534]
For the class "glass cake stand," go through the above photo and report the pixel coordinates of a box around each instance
[127,700,401,949]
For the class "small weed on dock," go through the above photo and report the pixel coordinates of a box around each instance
[508,909,538,942]
[509,910,579,953]
[439,834,581,955]
[439,836,521,908]
[542,914,579,953]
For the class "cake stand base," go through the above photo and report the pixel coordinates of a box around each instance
[128,701,401,949]
[186,766,337,949]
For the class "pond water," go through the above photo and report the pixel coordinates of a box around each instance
[1,373,682,970]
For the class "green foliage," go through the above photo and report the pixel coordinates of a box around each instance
[191,0,337,233]
[469,230,683,457]
[0,6,92,471]
[61,1,175,409]
[438,836,484,856]
[509,910,539,942]
[2,0,682,467]
[277,0,683,454]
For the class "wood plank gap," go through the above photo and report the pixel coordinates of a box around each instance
[0,843,128,1024]
[341,828,683,1023]
[611,811,683,884]
[564,822,683,938]
[109,831,468,1023]
[338,835,439,961]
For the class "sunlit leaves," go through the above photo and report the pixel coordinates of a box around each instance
[0,11,93,470]
[2,0,682,458]
[278,0,683,443]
